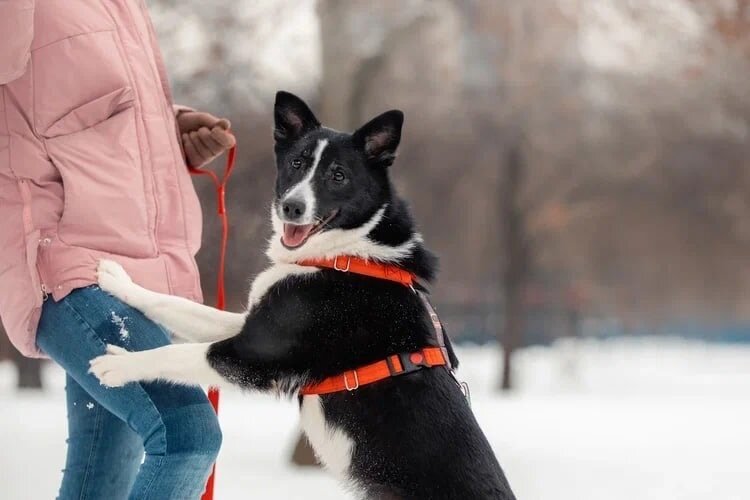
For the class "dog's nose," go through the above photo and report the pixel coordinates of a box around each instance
[282,198,306,221]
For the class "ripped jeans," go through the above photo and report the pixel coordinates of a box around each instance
[36,285,222,500]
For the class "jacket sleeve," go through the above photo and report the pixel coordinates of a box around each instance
[0,0,35,85]
[173,104,194,118]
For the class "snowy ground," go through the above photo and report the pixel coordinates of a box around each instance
[2,338,749,500]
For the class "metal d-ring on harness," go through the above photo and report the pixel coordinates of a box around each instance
[333,255,352,272]
[415,288,471,407]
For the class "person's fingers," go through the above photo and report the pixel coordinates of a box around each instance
[215,118,231,130]
[178,111,220,133]
[197,127,225,156]
[182,133,202,167]
[210,126,236,148]
[189,131,213,162]
[180,114,234,167]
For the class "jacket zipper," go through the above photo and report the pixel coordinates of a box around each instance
[101,0,159,256]
[121,0,161,254]
[18,179,47,306]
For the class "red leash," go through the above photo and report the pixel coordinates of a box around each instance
[188,139,236,500]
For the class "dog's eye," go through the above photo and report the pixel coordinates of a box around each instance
[291,158,302,169]
[333,170,346,183]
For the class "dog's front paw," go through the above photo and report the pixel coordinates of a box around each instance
[89,344,144,387]
[97,260,136,303]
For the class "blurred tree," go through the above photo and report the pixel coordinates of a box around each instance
[463,0,750,388]
[0,328,43,389]
[11,348,43,389]
[149,0,320,115]
[460,0,591,390]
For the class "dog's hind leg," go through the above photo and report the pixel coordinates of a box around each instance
[89,343,226,388]
[97,259,246,343]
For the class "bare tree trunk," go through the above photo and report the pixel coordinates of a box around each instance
[11,348,43,390]
[500,277,524,391]
[346,14,431,129]
[498,138,529,391]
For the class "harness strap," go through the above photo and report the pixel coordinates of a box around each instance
[299,347,448,395]
[296,256,416,288]
[417,290,452,371]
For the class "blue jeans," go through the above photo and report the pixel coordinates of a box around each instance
[36,285,222,500]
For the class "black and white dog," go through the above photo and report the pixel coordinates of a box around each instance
[90,91,516,500]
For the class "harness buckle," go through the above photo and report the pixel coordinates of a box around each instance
[343,370,359,391]
[387,351,430,377]
[333,255,352,272]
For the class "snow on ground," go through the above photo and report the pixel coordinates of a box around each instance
[1,338,749,500]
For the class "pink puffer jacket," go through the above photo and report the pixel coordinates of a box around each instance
[0,0,204,357]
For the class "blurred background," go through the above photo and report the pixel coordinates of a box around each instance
[2,1,750,499]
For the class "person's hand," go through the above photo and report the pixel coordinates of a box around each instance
[177,111,236,168]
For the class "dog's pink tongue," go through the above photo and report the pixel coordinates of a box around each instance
[282,223,314,248]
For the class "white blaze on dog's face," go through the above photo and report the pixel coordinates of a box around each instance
[269,91,405,261]
[276,138,329,246]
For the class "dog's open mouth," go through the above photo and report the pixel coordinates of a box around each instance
[281,210,338,249]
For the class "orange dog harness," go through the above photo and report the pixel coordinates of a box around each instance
[299,347,448,395]
[296,256,451,396]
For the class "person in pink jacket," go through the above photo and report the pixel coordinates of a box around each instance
[0,1,235,498]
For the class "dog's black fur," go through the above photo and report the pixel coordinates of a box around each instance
[206,92,516,499]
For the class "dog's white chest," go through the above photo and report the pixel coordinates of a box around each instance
[300,395,354,478]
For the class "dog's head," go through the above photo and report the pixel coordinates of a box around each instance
[267,91,407,262]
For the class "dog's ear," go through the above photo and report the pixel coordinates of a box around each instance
[274,91,320,143]
[352,110,404,167]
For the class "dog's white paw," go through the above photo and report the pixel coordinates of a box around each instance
[97,259,136,303]
[89,344,144,387]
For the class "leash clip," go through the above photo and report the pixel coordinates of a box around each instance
[343,370,360,391]
[333,255,352,272]
[460,380,471,407]
[450,371,471,407]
